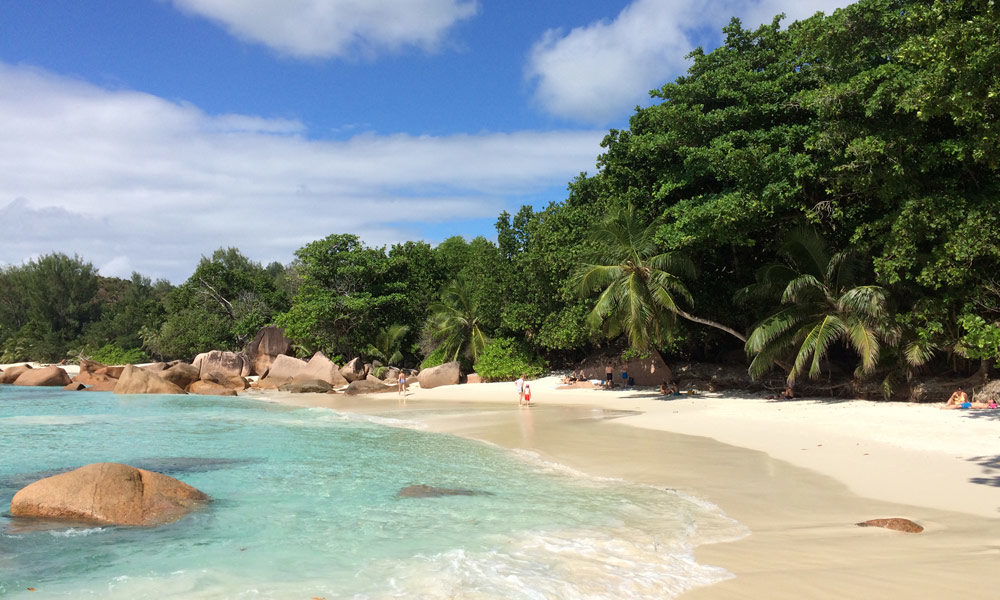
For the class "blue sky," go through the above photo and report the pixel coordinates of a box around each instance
[0,0,851,282]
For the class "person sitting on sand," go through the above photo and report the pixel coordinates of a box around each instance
[943,386,969,409]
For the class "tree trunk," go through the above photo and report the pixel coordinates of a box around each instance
[674,308,747,343]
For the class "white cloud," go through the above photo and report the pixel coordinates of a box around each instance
[526,0,855,124]
[169,0,478,59]
[0,63,603,282]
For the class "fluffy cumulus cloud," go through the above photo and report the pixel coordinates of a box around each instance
[526,0,855,124]
[0,63,603,281]
[170,0,478,58]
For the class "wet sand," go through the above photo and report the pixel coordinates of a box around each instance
[255,376,1000,599]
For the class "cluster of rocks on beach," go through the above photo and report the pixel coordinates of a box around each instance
[0,326,464,397]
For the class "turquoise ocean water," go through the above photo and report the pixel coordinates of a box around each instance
[0,386,743,599]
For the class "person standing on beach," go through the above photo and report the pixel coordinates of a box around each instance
[523,383,532,405]
[604,364,613,388]
[397,371,407,398]
[515,375,525,405]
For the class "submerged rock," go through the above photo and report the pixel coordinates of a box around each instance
[396,484,492,498]
[856,518,924,533]
[9,462,210,526]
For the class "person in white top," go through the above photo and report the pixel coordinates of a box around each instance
[515,375,525,405]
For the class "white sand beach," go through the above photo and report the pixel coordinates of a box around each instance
[259,376,1000,599]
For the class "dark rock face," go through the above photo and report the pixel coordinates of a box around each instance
[278,379,334,394]
[245,326,294,376]
[418,361,461,389]
[13,366,72,387]
[10,462,210,526]
[396,484,492,498]
[856,518,924,533]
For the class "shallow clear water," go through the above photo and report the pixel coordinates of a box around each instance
[0,386,743,599]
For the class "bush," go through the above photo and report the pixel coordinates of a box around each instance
[86,343,149,365]
[473,337,545,382]
[372,365,388,379]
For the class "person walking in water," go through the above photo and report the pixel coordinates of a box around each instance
[523,382,532,406]
[515,375,525,405]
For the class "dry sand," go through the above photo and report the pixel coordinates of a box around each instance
[257,375,1000,599]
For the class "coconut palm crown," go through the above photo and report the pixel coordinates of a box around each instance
[575,205,745,352]
[426,277,487,362]
[742,228,899,384]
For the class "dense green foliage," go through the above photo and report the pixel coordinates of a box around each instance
[473,337,546,382]
[2,0,997,393]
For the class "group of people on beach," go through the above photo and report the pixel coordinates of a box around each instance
[942,386,998,409]
[515,375,532,406]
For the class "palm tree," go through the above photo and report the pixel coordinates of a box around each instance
[366,323,409,366]
[742,228,899,385]
[426,277,487,362]
[575,205,746,353]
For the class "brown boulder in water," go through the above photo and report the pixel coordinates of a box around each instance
[14,366,72,387]
[188,380,239,396]
[9,462,210,526]
[856,518,924,533]
[114,364,186,395]
[0,364,32,384]
[160,362,201,390]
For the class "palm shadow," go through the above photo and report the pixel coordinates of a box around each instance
[968,454,1000,487]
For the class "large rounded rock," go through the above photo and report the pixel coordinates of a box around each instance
[344,379,398,395]
[160,362,201,390]
[279,379,334,394]
[339,357,366,383]
[74,359,123,389]
[262,354,308,381]
[188,380,239,396]
[9,462,210,526]
[244,326,293,376]
[298,351,348,386]
[418,361,461,389]
[193,350,250,379]
[13,366,71,387]
[0,364,32,384]
[114,364,187,395]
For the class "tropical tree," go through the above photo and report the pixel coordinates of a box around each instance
[366,324,410,366]
[575,206,746,354]
[425,277,488,363]
[742,229,898,384]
